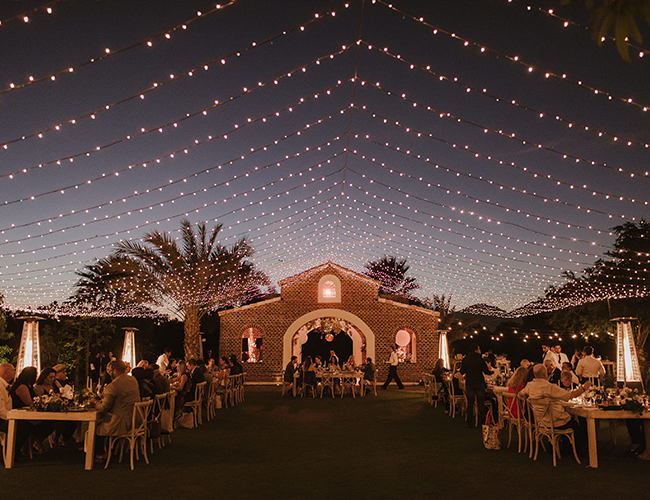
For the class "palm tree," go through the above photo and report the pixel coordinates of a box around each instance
[364,255,419,297]
[73,219,269,358]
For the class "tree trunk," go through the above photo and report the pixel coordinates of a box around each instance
[183,306,202,360]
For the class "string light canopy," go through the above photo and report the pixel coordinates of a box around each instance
[1,0,649,316]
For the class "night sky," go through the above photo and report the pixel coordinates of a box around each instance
[1,0,649,313]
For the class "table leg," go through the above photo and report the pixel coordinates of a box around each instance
[85,421,97,470]
[5,419,16,468]
[586,417,598,468]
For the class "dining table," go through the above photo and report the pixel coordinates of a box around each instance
[4,407,101,470]
[566,404,650,468]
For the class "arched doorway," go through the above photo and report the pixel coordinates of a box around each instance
[282,309,375,368]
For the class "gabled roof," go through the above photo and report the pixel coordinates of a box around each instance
[278,260,380,288]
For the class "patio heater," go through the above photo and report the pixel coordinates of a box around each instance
[16,316,44,374]
[121,326,138,370]
[439,330,450,369]
[610,317,642,389]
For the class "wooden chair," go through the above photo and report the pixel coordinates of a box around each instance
[431,374,440,408]
[319,372,335,398]
[184,381,207,427]
[527,398,581,466]
[160,391,175,446]
[105,399,154,470]
[280,370,293,397]
[422,373,433,404]
[362,370,378,396]
[0,430,6,466]
[497,391,530,453]
[150,393,167,453]
[340,374,357,398]
[447,377,466,419]
[206,380,220,419]
[216,376,230,407]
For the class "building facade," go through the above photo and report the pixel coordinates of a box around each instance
[219,262,440,383]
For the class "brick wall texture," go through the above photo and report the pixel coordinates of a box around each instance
[219,262,439,383]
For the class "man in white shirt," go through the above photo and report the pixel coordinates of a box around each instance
[156,348,172,374]
[575,346,605,382]
[0,363,15,433]
[382,346,404,390]
[542,344,558,368]
[554,345,569,368]
[520,364,590,451]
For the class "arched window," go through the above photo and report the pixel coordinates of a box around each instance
[395,328,416,363]
[318,274,341,303]
[242,328,263,363]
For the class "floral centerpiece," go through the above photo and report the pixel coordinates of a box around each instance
[619,387,646,415]
[74,387,96,406]
[32,393,67,412]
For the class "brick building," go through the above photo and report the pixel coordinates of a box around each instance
[219,261,440,383]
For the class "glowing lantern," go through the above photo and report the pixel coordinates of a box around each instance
[16,316,44,374]
[439,330,450,370]
[396,329,410,347]
[611,317,642,386]
[121,327,138,370]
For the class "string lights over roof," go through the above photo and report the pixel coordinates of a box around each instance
[1,0,649,314]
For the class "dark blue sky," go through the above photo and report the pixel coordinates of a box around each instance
[1,0,649,313]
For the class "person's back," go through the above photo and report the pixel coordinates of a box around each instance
[575,346,605,380]
[96,362,141,436]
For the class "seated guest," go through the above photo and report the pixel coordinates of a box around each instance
[520,359,531,369]
[10,366,52,453]
[432,358,449,380]
[186,358,204,401]
[328,350,340,368]
[559,370,577,390]
[92,360,141,460]
[136,360,149,369]
[561,362,580,386]
[151,364,170,394]
[575,346,605,383]
[206,357,218,375]
[34,367,57,396]
[229,354,243,375]
[544,360,561,385]
[0,363,16,434]
[519,364,591,452]
[362,357,376,382]
[131,367,154,400]
[343,355,356,371]
[167,358,178,378]
[284,356,300,393]
[506,366,529,418]
[302,356,316,389]
[215,357,230,388]
[172,360,192,410]
[52,364,68,393]
[313,356,323,371]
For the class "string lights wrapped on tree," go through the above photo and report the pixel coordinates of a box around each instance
[73,218,269,359]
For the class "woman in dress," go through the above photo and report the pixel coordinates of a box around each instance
[10,367,52,453]
[172,360,192,412]
[343,355,356,371]
[33,367,56,397]
[506,366,529,418]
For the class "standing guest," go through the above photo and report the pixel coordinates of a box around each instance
[92,360,141,461]
[52,364,68,392]
[229,354,243,375]
[156,348,172,374]
[34,368,57,396]
[460,343,493,427]
[506,366,529,418]
[328,350,340,368]
[570,349,584,370]
[284,356,300,393]
[554,345,569,367]
[542,344,558,369]
[0,363,16,434]
[382,346,404,390]
[151,364,170,394]
[575,346,605,383]
[520,364,590,452]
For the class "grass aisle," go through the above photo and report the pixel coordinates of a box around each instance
[2,386,648,499]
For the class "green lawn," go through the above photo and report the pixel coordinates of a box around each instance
[2,386,647,500]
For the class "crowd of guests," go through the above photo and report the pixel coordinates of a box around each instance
[0,348,246,462]
[283,351,376,396]
[432,343,650,461]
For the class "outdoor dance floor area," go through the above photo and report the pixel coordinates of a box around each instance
[2,386,647,500]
